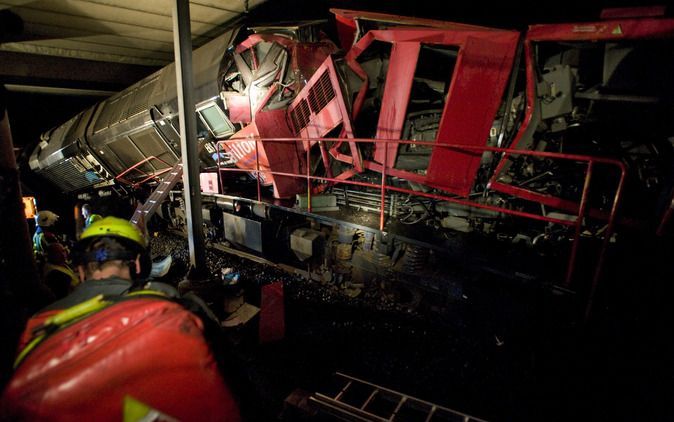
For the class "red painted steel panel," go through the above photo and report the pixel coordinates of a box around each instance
[600,6,667,19]
[2,299,240,421]
[235,33,296,53]
[492,17,674,209]
[351,29,517,46]
[427,34,519,196]
[333,10,358,50]
[220,123,273,185]
[290,58,353,140]
[220,112,304,198]
[292,42,339,81]
[338,28,518,194]
[330,8,505,32]
[254,109,306,198]
[225,93,252,124]
[373,42,420,166]
[259,282,285,344]
[303,101,344,139]
[527,18,674,41]
[288,56,362,172]
[220,32,338,198]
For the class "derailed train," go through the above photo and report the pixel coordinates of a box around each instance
[28,8,674,297]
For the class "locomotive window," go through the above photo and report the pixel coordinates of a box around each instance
[198,104,235,138]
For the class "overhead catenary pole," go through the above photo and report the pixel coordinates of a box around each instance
[172,0,207,276]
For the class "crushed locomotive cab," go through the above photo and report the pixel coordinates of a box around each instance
[27,9,674,304]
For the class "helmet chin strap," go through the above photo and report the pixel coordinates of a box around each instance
[128,258,142,280]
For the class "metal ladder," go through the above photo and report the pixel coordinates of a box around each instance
[309,372,486,422]
[130,162,183,228]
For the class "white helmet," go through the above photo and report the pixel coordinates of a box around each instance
[36,210,59,227]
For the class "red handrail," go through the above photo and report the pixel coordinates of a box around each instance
[115,156,173,189]
[215,136,627,316]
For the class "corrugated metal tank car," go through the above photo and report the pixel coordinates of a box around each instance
[29,26,241,193]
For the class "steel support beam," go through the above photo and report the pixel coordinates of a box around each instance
[172,0,207,276]
[0,51,158,91]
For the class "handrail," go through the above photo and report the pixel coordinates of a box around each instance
[215,136,627,317]
[115,155,173,189]
[656,191,674,237]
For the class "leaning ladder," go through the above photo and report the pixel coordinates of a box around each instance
[309,372,486,422]
[130,162,183,228]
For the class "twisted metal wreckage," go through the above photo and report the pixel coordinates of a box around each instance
[28,7,674,315]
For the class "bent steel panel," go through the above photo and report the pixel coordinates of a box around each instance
[490,15,674,215]
[372,42,420,166]
[83,27,240,175]
[526,17,674,41]
[427,31,519,196]
[341,28,519,197]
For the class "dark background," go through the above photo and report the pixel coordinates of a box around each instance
[1,2,673,420]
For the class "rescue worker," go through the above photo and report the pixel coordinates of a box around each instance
[41,239,79,300]
[41,216,150,311]
[81,203,102,228]
[32,209,60,257]
[2,217,241,421]
[32,210,78,299]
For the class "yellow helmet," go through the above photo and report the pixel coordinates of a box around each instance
[80,216,147,249]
